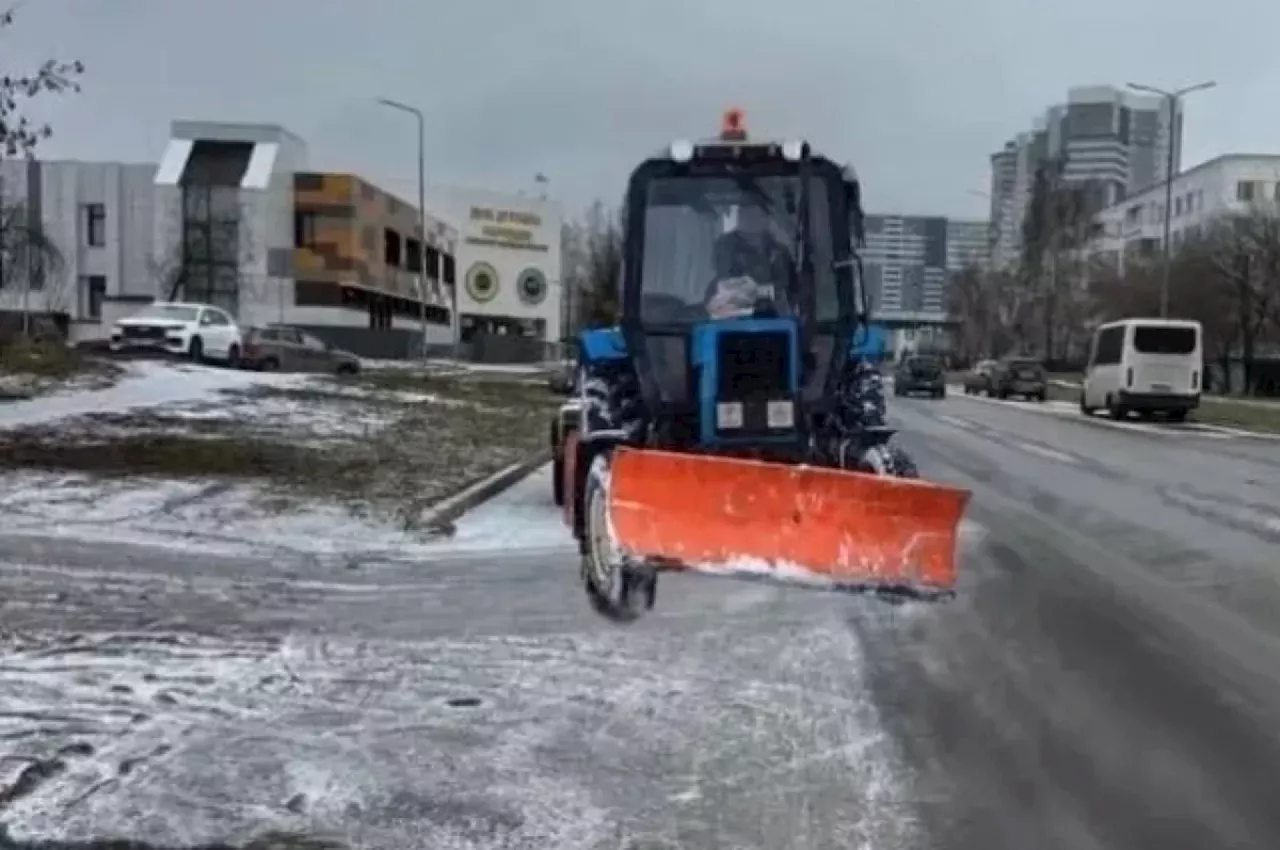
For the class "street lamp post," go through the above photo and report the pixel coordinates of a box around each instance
[1126,80,1216,318]
[376,96,437,364]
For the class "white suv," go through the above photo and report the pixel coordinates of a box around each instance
[110,302,244,365]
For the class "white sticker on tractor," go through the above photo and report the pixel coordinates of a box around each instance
[716,402,744,429]
[767,400,794,428]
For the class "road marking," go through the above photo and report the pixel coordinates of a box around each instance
[1010,440,1079,465]
[950,386,1248,439]
[937,414,977,431]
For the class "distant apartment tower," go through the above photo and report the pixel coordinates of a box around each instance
[862,214,990,323]
[989,85,1182,269]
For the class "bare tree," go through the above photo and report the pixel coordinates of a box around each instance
[0,5,84,337]
[0,198,65,333]
[1197,209,1280,393]
[1019,159,1100,363]
[0,6,85,158]
[946,263,993,366]
[562,200,622,329]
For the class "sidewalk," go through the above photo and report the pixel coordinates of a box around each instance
[1049,379,1280,409]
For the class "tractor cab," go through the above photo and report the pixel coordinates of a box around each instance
[618,110,867,444]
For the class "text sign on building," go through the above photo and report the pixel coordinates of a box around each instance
[466,206,548,252]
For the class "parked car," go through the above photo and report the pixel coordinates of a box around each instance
[969,357,1046,401]
[241,325,361,374]
[893,354,946,398]
[110,302,242,365]
[962,360,999,396]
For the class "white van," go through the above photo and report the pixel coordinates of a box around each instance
[1081,318,1202,421]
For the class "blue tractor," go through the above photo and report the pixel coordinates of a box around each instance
[557,110,970,622]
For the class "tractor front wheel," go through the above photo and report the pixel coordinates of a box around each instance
[581,454,655,623]
[856,443,920,479]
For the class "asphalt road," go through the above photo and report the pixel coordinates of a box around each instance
[2,396,1280,849]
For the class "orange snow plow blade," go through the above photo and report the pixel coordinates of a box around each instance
[609,447,971,594]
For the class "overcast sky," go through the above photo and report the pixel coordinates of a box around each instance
[7,0,1276,221]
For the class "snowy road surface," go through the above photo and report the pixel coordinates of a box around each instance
[3,394,1280,848]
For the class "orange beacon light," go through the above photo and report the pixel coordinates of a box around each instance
[720,109,747,141]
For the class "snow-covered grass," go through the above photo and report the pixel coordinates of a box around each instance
[0,359,313,431]
[0,337,125,402]
[0,463,567,563]
[0,360,561,547]
[362,357,558,376]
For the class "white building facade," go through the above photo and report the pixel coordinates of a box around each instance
[3,121,562,360]
[0,158,159,340]
[1089,154,1280,274]
[153,120,306,331]
[428,185,563,347]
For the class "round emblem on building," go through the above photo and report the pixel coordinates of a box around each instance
[465,262,500,303]
[516,267,547,306]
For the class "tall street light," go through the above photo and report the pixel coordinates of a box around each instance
[376,96,441,363]
[1126,80,1216,318]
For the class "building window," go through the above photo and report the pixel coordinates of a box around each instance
[1237,181,1256,202]
[425,246,441,279]
[84,203,106,247]
[442,253,456,284]
[294,279,344,307]
[405,238,422,273]
[1174,196,1182,216]
[80,275,106,320]
[294,211,317,248]
[384,228,402,267]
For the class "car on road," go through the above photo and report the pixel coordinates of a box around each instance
[110,302,242,365]
[964,358,1047,400]
[993,357,1047,401]
[962,360,999,396]
[241,325,361,374]
[893,354,946,398]
[1081,318,1202,421]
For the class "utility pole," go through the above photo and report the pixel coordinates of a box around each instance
[376,97,433,364]
[1126,80,1216,318]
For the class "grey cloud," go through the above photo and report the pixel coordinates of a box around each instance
[8,0,1280,220]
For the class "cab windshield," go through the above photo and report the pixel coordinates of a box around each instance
[637,174,841,324]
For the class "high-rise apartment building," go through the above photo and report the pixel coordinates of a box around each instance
[988,85,1182,270]
[862,214,990,323]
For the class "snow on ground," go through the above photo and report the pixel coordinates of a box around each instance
[0,585,916,849]
[363,357,556,376]
[0,463,569,563]
[0,360,313,431]
[0,359,451,445]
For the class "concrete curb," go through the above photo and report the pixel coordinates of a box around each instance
[421,448,553,535]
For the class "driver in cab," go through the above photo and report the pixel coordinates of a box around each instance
[705,204,794,319]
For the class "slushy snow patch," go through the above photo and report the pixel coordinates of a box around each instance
[0,462,572,562]
[0,360,313,430]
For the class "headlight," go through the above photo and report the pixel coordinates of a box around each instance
[781,140,806,162]
[669,139,694,163]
